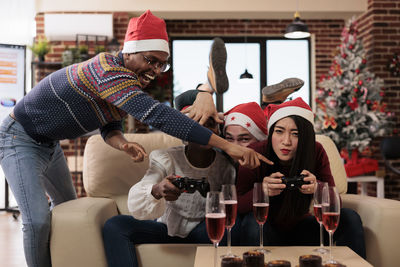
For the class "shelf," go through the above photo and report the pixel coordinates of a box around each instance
[31,61,62,67]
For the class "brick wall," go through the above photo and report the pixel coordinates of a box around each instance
[34,1,400,199]
[356,0,400,199]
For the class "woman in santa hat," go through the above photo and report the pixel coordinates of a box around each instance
[236,97,366,258]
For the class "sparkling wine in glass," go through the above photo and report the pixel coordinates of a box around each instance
[221,184,238,258]
[322,185,341,264]
[206,191,226,267]
[313,181,329,254]
[253,182,270,254]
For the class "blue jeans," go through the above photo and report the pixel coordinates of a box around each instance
[240,208,366,259]
[103,215,242,267]
[103,215,209,267]
[0,115,77,267]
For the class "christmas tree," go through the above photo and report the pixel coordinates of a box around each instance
[315,17,394,156]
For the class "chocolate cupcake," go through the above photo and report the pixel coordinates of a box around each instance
[323,263,346,267]
[299,255,322,267]
[243,250,265,267]
[221,256,243,267]
[266,260,291,266]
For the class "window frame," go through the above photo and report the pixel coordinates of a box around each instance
[170,36,312,111]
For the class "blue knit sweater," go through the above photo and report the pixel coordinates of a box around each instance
[14,52,211,144]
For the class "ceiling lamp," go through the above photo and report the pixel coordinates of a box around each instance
[240,69,253,79]
[284,5,310,39]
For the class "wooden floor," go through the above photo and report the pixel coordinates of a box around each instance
[0,211,27,267]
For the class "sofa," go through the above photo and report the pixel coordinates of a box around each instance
[50,132,400,267]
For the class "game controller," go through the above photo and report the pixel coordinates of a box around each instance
[171,177,210,197]
[281,174,309,190]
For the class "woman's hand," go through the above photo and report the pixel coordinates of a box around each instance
[263,172,286,196]
[299,170,317,194]
[120,142,148,162]
[151,175,181,201]
[181,92,223,125]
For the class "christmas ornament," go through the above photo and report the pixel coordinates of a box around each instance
[387,53,400,76]
[315,16,394,154]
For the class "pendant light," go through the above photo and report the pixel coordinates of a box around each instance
[240,69,253,79]
[284,0,310,39]
[240,20,253,80]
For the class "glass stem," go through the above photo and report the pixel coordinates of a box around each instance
[227,227,232,255]
[259,224,264,248]
[329,231,333,262]
[319,223,324,247]
[214,242,218,267]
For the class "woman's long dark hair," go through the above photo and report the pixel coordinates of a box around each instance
[265,115,316,228]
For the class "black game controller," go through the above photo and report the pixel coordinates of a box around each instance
[281,174,309,190]
[171,177,210,197]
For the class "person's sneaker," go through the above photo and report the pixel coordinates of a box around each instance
[262,78,304,104]
[207,37,229,94]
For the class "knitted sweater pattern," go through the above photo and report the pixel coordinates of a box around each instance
[14,53,211,143]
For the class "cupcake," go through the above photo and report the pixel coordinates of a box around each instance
[323,264,346,267]
[221,256,243,267]
[243,250,265,267]
[299,255,322,267]
[266,259,291,266]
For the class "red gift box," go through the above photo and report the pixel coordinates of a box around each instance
[341,149,379,177]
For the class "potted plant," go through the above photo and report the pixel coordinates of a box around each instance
[61,46,74,67]
[29,37,51,62]
[79,45,89,61]
[95,45,106,54]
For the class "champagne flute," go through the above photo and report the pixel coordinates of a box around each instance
[206,191,226,267]
[253,182,270,254]
[313,181,329,254]
[322,186,341,264]
[221,184,238,258]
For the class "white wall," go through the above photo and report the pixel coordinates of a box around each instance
[0,0,36,209]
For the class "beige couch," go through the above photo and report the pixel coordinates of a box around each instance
[50,133,400,267]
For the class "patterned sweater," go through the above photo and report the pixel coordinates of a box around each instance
[14,52,211,144]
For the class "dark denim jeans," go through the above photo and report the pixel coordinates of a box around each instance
[102,214,242,267]
[240,207,366,259]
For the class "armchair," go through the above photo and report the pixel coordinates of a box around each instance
[380,136,400,175]
[49,133,400,267]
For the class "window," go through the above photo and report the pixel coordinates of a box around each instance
[171,37,311,112]
[266,39,310,105]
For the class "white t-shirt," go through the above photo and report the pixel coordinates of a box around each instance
[128,145,236,238]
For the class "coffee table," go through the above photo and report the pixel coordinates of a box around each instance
[194,246,372,267]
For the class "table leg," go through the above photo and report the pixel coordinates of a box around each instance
[360,182,367,196]
[377,178,384,198]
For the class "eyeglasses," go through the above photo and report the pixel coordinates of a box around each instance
[141,54,170,72]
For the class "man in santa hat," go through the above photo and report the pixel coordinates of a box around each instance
[223,102,268,146]
[0,10,269,267]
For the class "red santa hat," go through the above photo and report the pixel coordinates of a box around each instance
[122,10,170,55]
[266,97,314,131]
[224,102,268,141]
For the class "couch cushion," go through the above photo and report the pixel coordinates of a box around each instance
[83,132,183,198]
[316,135,347,194]
[112,195,129,215]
